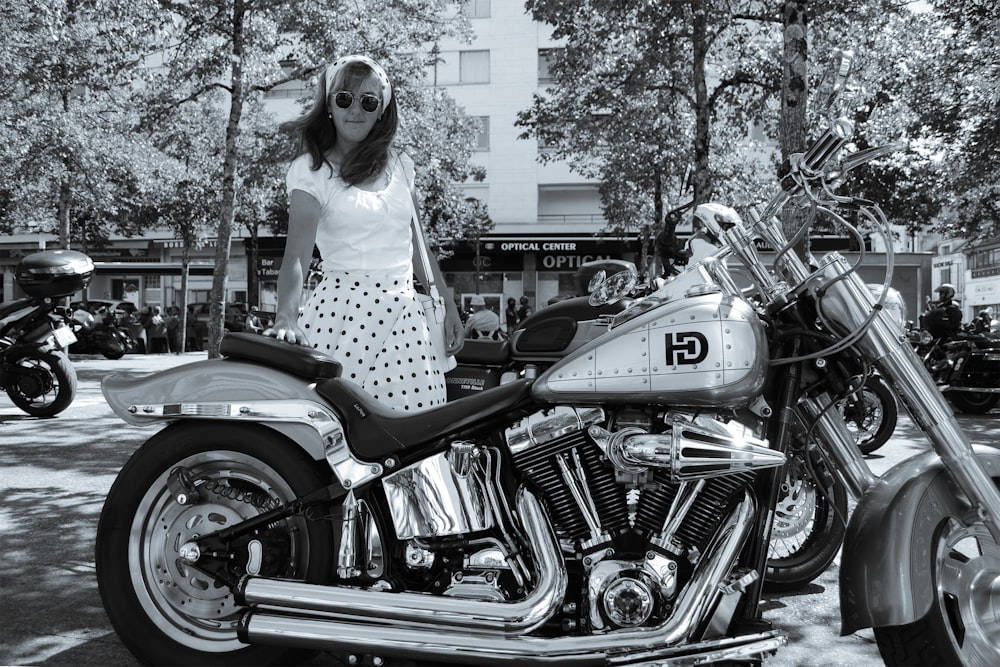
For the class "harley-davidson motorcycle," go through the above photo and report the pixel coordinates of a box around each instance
[96,51,1000,667]
[1,250,93,417]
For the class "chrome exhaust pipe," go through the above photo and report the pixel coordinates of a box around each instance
[238,489,566,634]
[240,493,757,664]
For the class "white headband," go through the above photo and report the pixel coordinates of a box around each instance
[324,55,392,109]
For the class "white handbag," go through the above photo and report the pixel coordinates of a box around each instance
[411,216,457,372]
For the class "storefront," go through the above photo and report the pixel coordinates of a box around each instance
[439,233,642,312]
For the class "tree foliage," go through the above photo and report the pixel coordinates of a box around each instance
[518,0,995,252]
[0,0,170,245]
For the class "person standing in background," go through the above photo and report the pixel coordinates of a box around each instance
[517,295,533,323]
[245,306,264,334]
[504,297,518,338]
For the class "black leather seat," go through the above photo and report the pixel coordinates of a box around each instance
[316,377,535,461]
[220,332,342,380]
[453,339,510,365]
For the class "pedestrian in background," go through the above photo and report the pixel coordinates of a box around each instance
[148,306,169,353]
[504,297,518,337]
[245,306,264,334]
[465,294,502,340]
[165,306,181,354]
[517,295,533,323]
[266,54,463,412]
[185,306,201,352]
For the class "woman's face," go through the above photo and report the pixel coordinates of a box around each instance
[329,72,382,148]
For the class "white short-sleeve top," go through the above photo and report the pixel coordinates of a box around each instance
[285,150,417,277]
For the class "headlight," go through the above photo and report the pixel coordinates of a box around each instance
[867,284,907,333]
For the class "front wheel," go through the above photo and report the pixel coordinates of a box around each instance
[764,449,848,592]
[947,391,1000,414]
[3,349,77,417]
[874,479,1000,666]
[837,376,899,455]
[96,422,335,666]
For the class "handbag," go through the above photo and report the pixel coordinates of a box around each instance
[411,216,457,372]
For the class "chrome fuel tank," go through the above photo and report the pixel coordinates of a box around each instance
[532,292,768,407]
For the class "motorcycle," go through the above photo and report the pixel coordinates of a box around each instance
[913,326,1000,414]
[96,50,1000,667]
[68,307,136,360]
[1,250,93,417]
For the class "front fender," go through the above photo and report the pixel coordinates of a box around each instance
[101,358,334,462]
[839,444,1000,635]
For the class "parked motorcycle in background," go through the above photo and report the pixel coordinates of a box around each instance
[911,325,1000,414]
[95,50,1000,667]
[67,305,135,360]
[0,250,93,417]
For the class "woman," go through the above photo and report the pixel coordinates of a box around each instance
[268,54,464,412]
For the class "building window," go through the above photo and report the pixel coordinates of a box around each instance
[463,0,490,18]
[538,184,603,225]
[472,116,489,150]
[460,50,490,83]
[538,49,560,84]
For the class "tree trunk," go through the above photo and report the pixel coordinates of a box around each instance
[246,229,259,307]
[781,0,809,255]
[179,249,190,353]
[207,0,246,358]
[691,0,712,205]
[58,174,72,250]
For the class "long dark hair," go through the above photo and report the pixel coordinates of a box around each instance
[280,61,399,187]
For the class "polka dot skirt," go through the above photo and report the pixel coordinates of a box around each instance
[299,271,449,412]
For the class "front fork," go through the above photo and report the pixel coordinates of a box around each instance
[806,254,1000,542]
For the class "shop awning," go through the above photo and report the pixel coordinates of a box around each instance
[94,262,216,275]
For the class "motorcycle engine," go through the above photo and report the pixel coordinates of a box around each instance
[506,406,758,632]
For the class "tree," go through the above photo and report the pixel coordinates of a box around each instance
[921,0,1000,243]
[0,0,170,247]
[518,0,963,262]
[519,0,780,275]
[138,0,476,356]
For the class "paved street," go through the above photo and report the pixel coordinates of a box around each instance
[1,352,997,666]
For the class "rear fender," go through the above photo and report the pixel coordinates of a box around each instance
[839,445,1000,635]
[101,358,336,462]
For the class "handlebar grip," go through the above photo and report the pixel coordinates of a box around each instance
[801,118,854,174]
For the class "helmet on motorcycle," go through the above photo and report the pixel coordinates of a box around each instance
[935,283,955,300]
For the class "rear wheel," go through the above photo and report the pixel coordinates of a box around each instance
[96,422,334,666]
[874,491,1000,665]
[764,449,848,592]
[4,349,77,417]
[947,391,1000,414]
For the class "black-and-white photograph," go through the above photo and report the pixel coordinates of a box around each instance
[2,1,998,666]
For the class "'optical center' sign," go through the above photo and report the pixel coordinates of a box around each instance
[489,241,614,269]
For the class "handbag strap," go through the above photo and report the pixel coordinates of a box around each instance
[411,216,443,302]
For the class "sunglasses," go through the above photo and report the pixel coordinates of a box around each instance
[333,91,381,113]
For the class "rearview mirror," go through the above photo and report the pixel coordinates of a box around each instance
[814,48,854,117]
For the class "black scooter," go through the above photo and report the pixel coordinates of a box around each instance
[0,250,94,417]
[68,308,136,359]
